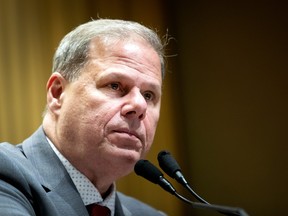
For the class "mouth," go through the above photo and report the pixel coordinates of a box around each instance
[106,128,145,153]
[113,129,141,141]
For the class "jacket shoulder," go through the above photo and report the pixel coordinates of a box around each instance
[116,191,166,216]
[0,142,28,177]
[0,142,38,215]
[0,142,36,194]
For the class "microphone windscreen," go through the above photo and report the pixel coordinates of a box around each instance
[158,150,181,178]
[134,160,163,184]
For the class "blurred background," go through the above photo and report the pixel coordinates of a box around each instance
[0,0,287,215]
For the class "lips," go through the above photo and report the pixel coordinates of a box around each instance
[113,128,141,141]
[106,126,145,151]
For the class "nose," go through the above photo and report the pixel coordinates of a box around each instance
[121,88,147,120]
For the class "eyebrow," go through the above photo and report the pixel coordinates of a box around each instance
[98,71,162,93]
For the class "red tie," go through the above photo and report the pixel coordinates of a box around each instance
[87,204,111,216]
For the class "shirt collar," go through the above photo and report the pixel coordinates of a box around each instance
[46,137,116,215]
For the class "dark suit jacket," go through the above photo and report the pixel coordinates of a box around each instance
[0,127,166,216]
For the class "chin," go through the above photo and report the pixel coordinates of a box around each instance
[109,149,141,178]
[114,147,142,164]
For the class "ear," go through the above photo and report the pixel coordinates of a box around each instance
[46,72,68,116]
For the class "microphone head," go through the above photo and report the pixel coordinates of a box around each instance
[157,150,181,178]
[134,159,177,195]
[134,159,163,184]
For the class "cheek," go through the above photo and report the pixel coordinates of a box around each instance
[144,112,160,147]
[59,96,104,135]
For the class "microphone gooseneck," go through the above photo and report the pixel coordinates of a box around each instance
[157,150,209,204]
[134,159,249,216]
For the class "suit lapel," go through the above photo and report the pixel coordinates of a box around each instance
[21,127,89,216]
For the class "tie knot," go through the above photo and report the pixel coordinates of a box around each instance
[87,204,111,216]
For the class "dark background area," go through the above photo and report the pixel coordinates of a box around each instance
[166,1,288,215]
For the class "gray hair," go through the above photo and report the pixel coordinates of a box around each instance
[52,19,167,80]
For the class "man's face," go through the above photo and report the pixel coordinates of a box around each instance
[51,38,162,180]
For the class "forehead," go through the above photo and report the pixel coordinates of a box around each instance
[87,37,162,82]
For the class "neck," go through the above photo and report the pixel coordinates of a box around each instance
[99,184,113,199]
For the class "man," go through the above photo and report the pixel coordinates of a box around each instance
[0,19,167,215]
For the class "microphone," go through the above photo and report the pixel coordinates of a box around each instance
[134,159,249,216]
[134,159,175,195]
[157,150,209,204]
[157,151,249,216]
[134,160,199,204]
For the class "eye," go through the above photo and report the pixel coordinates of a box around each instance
[109,82,122,91]
[143,91,154,101]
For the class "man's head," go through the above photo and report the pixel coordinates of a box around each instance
[52,19,166,81]
[43,19,166,191]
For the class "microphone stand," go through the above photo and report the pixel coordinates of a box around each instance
[174,191,249,216]
[135,159,249,216]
